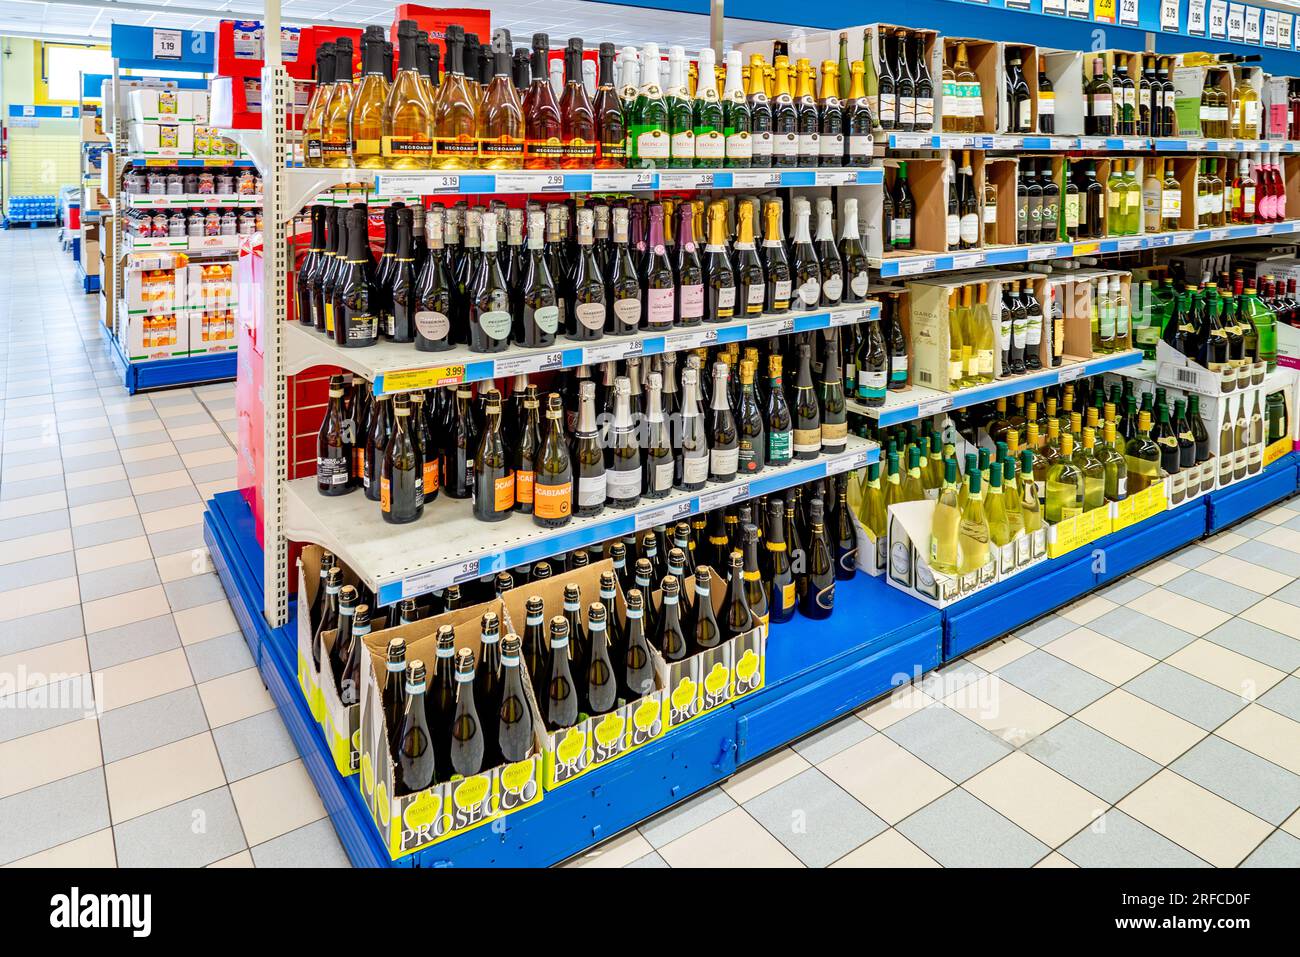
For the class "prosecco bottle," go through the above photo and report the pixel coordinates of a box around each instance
[413,206,453,351]
[656,576,689,662]
[534,393,574,527]
[765,498,797,623]
[573,380,606,517]
[586,603,618,716]
[709,361,739,482]
[468,211,512,353]
[570,206,607,340]
[689,566,723,653]
[394,659,435,795]
[518,208,559,348]
[381,395,423,524]
[497,634,534,763]
[545,616,578,731]
[723,552,755,641]
[800,497,835,619]
[472,389,514,521]
[792,342,822,460]
[449,648,484,777]
[622,589,656,699]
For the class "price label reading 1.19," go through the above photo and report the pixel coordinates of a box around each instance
[153,28,182,60]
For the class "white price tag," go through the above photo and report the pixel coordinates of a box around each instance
[991,135,1020,149]
[731,171,783,189]
[495,172,565,193]
[827,449,870,476]
[751,315,795,338]
[636,498,693,531]
[1119,0,1140,26]
[1078,136,1106,150]
[60,106,74,118]
[494,350,564,378]
[585,338,643,364]
[1118,238,1142,252]
[917,396,953,418]
[1280,13,1294,47]
[1028,245,1056,260]
[1188,0,1208,34]
[1161,0,1182,31]
[1043,0,1066,13]
[1058,364,1084,382]
[376,172,459,195]
[896,257,935,276]
[952,253,984,270]
[152,28,182,61]
[1263,8,1278,44]
[1211,0,1232,39]
[658,171,714,190]
[668,327,721,351]
[1122,138,1146,150]
[592,170,656,192]
[402,559,482,599]
[1245,6,1261,43]
[1066,0,1089,17]
[815,170,861,186]
[1004,0,1031,8]
[1210,227,1230,241]
[893,133,929,149]
[21,105,34,116]
[830,308,865,327]
[700,482,750,513]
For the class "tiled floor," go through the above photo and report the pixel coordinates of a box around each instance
[0,229,346,868]
[6,228,1300,869]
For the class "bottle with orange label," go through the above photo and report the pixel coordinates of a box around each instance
[381,395,423,524]
[535,392,575,528]
[512,385,542,515]
[472,388,514,521]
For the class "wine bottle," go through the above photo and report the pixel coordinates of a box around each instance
[606,376,642,509]
[528,392,572,528]
[656,576,689,662]
[393,659,434,795]
[317,375,353,495]
[467,211,511,353]
[334,208,379,348]
[708,361,739,482]
[523,33,563,168]
[572,380,606,517]
[762,199,793,313]
[771,55,799,168]
[544,616,578,731]
[790,199,822,311]
[792,341,822,460]
[593,43,627,168]
[381,395,423,523]
[820,331,848,452]
[675,202,705,326]
[622,589,656,699]
[800,497,835,619]
[472,389,513,521]
[722,50,752,168]
[568,206,606,340]
[559,38,596,168]
[497,634,534,763]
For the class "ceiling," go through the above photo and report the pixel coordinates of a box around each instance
[0,0,809,52]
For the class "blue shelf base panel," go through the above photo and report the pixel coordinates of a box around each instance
[1207,454,1300,532]
[79,268,100,294]
[1093,498,1213,588]
[99,321,236,394]
[204,489,941,868]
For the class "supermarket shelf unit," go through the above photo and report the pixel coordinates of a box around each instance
[104,25,242,394]
[202,0,1300,867]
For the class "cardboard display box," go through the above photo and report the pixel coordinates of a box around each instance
[940,38,999,134]
[355,595,546,860]
[884,499,999,608]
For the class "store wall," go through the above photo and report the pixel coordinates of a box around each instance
[1,37,84,208]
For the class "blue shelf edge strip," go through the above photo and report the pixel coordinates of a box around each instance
[98,321,236,394]
[204,451,1300,868]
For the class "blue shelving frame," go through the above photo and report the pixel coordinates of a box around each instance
[203,453,1298,867]
[101,320,236,394]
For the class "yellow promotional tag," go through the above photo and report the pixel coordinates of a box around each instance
[382,364,467,393]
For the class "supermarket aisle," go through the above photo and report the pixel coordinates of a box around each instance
[0,228,347,867]
[571,518,1300,868]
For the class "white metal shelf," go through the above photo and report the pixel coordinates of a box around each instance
[848,350,1144,427]
[883,133,1300,152]
[285,301,878,394]
[285,435,878,606]
[277,165,884,220]
[873,221,1300,278]
[118,194,262,209]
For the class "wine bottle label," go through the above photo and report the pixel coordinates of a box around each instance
[514,468,535,505]
[351,137,381,159]
[821,421,848,444]
[573,302,604,331]
[577,474,607,507]
[680,284,705,319]
[857,371,887,398]
[879,94,897,125]
[320,138,350,160]
[346,314,378,342]
[820,133,844,157]
[959,213,979,246]
[1125,189,1140,212]
[562,138,596,162]
[775,132,799,158]
[751,130,773,160]
[671,130,696,159]
[946,213,959,248]
[647,287,675,326]
[637,129,671,159]
[1025,316,1043,347]
[725,130,752,160]
[381,135,433,159]
[304,137,323,160]
[1038,92,1055,116]
[850,272,870,297]
[822,275,843,302]
[915,97,935,127]
[487,474,516,512]
[1065,195,1081,229]
[943,82,960,120]
[849,134,873,156]
[533,304,561,334]
[478,309,512,341]
[1090,94,1112,117]
[534,481,573,519]
[599,138,628,163]
[682,453,710,484]
[898,98,916,127]
[526,137,566,160]
[890,354,908,382]
[696,131,725,159]
[715,285,737,315]
[434,133,479,158]
[738,439,760,472]
[710,446,739,476]
[798,278,821,307]
[380,476,390,512]
[793,427,821,454]
[949,358,964,381]
[984,202,998,225]
[654,460,675,490]
[613,297,641,326]
[415,310,449,341]
[318,457,349,486]
[769,429,792,461]
[799,132,821,156]
[607,465,643,500]
[423,459,440,495]
[747,283,767,307]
